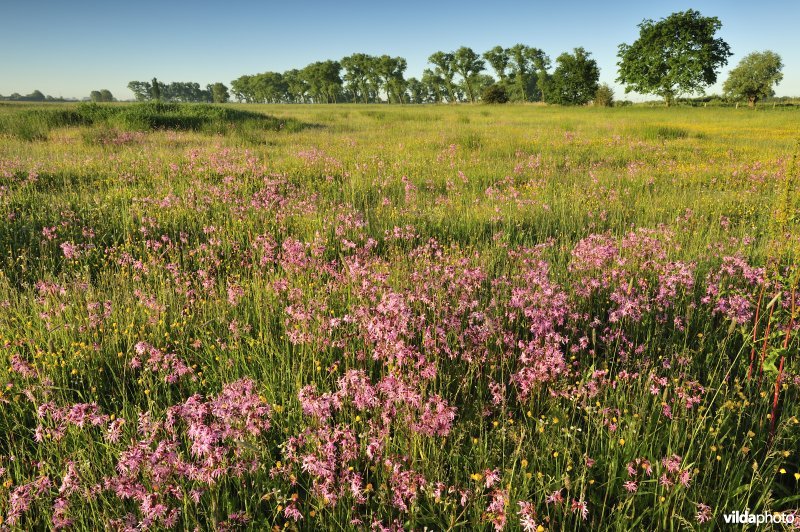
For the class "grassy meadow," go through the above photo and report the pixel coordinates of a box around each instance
[0,102,798,530]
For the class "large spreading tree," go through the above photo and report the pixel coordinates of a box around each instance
[723,51,783,107]
[617,10,732,106]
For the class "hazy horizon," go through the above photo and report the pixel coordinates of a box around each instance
[1,0,798,101]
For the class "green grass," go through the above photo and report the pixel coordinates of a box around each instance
[0,101,308,142]
[0,103,798,530]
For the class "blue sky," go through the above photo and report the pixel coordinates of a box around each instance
[1,0,798,100]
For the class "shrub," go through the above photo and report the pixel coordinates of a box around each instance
[482,84,509,104]
[594,83,614,107]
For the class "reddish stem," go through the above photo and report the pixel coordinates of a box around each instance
[758,301,776,382]
[748,284,766,381]
[783,280,797,350]
[768,355,785,446]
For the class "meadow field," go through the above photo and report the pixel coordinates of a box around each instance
[0,102,798,530]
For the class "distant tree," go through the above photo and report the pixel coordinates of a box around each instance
[300,61,342,103]
[452,46,486,102]
[99,89,113,102]
[594,83,614,107]
[283,69,309,103]
[209,82,230,103]
[342,53,374,103]
[90,90,102,102]
[472,74,496,99]
[483,46,510,83]
[421,68,445,103]
[151,77,161,101]
[128,80,214,103]
[546,47,599,105]
[163,82,209,102]
[28,90,46,102]
[617,10,732,106]
[379,55,408,103]
[507,44,550,102]
[406,77,426,104]
[231,75,255,102]
[366,60,384,102]
[482,84,508,104]
[428,52,458,102]
[248,72,288,103]
[723,51,783,107]
[127,81,151,101]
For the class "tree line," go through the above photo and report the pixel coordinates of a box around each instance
[126,79,230,104]
[0,90,72,102]
[126,46,604,106]
[229,45,603,105]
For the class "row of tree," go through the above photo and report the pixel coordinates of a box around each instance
[223,46,602,105]
[0,90,71,102]
[114,10,782,107]
[126,79,230,103]
[121,47,600,105]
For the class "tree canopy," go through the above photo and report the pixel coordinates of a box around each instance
[545,47,599,105]
[723,51,783,107]
[209,83,230,104]
[452,47,486,102]
[128,80,233,103]
[122,43,606,105]
[617,10,732,106]
[89,89,114,102]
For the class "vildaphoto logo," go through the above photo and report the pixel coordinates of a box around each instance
[722,510,796,525]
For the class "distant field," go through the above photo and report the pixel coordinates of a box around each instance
[0,103,798,530]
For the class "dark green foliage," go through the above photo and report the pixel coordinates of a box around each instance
[126,81,150,101]
[90,90,114,102]
[545,47,599,105]
[406,77,426,104]
[300,61,344,103]
[209,83,230,103]
[617,10,732,106]
[150,77,161,101]
[506,44,550,102]
[723,51,784,107]
[483,46,510,83]
[452,47,486,102]
[421,68,446,103]
[339,53,408,103]
[232,73,289,103]
[428,51,458,103]
[482,84,509,104]
[378,55,409,103]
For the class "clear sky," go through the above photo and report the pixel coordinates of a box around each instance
[1,0,798,101]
